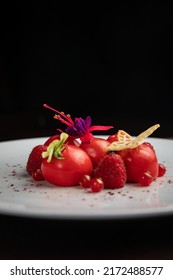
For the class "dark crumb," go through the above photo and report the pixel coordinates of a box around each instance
[168,179,173,184]
[36,184,44,187]
[10,171,17,176]
[107,191,114,195]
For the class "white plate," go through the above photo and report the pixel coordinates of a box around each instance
[0,136,173,220]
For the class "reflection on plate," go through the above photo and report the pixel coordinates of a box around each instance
[0,136,173,219]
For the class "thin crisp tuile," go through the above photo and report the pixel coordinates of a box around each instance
[107,124,160,151]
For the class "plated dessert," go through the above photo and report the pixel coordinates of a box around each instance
[26,104,166,192]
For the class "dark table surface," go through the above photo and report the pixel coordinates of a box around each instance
[1,112,173,260]
[1,213,173,260]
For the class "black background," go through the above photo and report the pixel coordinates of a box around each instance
[1,2,173,140]
[1,1,173,261]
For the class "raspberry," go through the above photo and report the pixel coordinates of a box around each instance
[94,153,127,189]
[26,145,47,178]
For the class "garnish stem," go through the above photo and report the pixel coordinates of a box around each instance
[43,104,74,126]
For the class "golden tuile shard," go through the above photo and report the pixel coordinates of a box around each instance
[107,124,160,151]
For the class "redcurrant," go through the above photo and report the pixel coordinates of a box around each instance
[90,177,104,192]
[32,169,45,181]
[79,174,92,188]
[158,163,166,177]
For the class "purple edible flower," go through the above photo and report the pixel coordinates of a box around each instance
[43,104,113,142]
[66,116,91,137]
